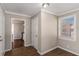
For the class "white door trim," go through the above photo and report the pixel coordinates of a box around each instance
[10,17,26,49]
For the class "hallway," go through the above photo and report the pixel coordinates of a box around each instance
[0,3,79,56]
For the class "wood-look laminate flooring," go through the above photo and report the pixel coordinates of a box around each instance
[5,46,39,56]
[12,39,24,49]
[44,48,76,56]
[4,46,76,56]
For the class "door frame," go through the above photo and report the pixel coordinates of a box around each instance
[11,17,26,49]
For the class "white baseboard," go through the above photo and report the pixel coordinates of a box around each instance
[5,44,31,52]
[1,49,12,56]
[5,49,11,52]
[37,46,58,55]
[25,44,31,47]
[37,50,42,55]
[4,45,79,56]
[58,46,79,56]
[37,46,79,56]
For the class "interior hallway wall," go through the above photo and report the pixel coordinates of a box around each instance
[58,11,79,55]
[40,11,57,53]
[0,6,5,55]
[31,11,58,54]
[24,18,31,46]
[5,13,11,50]
[31,12,41,52]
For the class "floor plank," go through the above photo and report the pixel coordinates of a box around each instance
[44,48,76,56]
[5,47,76,56]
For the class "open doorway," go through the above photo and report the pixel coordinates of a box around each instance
[11,18,25,49]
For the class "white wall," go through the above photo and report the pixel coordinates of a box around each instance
[58,11,79,55]
[31,11,57,54]
[5,13,11,50]
[0,6,5,55]
[24,18,31,46]
[31,12,41,51]
[40,11,57,53]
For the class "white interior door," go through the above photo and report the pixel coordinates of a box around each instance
[32,16,38,50]
[0,6,5,56]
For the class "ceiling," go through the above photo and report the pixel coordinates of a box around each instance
[1,3,41,17]
[1,3,79,17]
[45,3,79,15]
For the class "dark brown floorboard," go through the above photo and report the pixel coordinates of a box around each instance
[12,39,24,49]
[5,47,76,56]
[44,48,76,56]
[5,46,40,56]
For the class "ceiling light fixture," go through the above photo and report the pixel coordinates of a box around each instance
[42,3,49,8]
